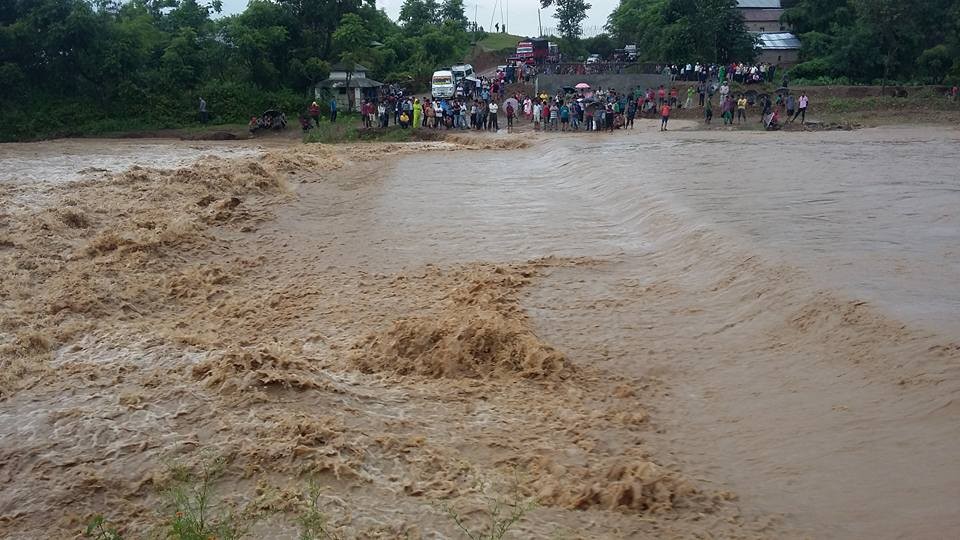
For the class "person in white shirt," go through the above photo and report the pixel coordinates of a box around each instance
[533,102,542,130]
[792,92,809,124]
[377,102,387,127]
[487,101,499,131]
[719,82,730,101]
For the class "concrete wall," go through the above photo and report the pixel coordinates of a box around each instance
[757,49,799,66]
[745,21,786,32]
[535,73,671,95]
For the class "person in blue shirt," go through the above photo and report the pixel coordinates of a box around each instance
[559,102,570,132]
[328,97,337,122]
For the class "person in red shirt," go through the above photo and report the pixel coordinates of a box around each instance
[669,87,678,107]
[660,103,671,131]
[657,85,666,107]
[308,101,320,127]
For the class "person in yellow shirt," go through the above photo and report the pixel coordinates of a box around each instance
[736,95,747,124]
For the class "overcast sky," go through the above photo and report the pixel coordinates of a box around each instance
[216,0,618,38]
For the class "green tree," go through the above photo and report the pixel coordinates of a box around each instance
[439,0,468,31]
[553,0,592,39]
[607,0,756,63]
[398,0,439,28]
[333,12,372,52]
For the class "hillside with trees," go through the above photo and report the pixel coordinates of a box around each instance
[0,0,476,140]
[782,0,960,84]
[2,0,958,140]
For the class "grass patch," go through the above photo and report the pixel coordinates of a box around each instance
[296,480,339,540]
[819,94,958,113]
[84,515,122,540]
[477,33,525,53]
[159,455,250,540]
[302,116,419,144]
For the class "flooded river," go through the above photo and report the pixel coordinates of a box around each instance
[341,126,960,334]
[2,125,958,538]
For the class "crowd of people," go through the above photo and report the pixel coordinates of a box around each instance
[319,76,817,135]
[294,57,834,135]
[656,62,782,85]
[338,85,684,134]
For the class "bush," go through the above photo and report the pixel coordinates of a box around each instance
[917,45,952,84]
[790,58,833,80]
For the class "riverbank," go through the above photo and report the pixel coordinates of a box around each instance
[5,86,958,144]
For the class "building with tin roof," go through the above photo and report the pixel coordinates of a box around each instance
[737,0,801,65]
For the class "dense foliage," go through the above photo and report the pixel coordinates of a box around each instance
[0,0,474,140]
[606,0,757,64]
[783,0,960,84]
[541,0,592,40]
[3,0,957,140]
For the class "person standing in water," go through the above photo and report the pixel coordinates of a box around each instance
[660,102,671,131]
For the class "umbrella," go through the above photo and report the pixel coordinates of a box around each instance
[503,97,519,111]
[575,82,591,89]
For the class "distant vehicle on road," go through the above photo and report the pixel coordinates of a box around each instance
[451,64,475,83]
[513,39,560,65]
[586,54,601,65]
[625,44,638,61]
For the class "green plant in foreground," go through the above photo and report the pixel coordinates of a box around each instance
[161,455,248,540]
[438,475,537,540]
[297,480,339,540]
[85,515,123,540]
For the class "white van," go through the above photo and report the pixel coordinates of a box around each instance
[451,64,474,83]
[431,69,455,99]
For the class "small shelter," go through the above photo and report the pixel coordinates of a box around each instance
[756,32,801,65]
[315,63,384,112]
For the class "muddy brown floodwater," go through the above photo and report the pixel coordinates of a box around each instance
[1,123,958,539]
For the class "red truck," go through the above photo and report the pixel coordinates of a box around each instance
[513,39,557,64]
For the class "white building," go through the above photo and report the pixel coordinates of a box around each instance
[315,63,383,112]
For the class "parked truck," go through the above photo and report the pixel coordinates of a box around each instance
[515,38,549,64]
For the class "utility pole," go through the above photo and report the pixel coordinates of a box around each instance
[505,0,508,33]
[537,8,542,37]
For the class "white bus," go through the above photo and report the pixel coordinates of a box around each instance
[431,69,455,99]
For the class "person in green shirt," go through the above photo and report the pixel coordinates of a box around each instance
[685,86,694,108]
